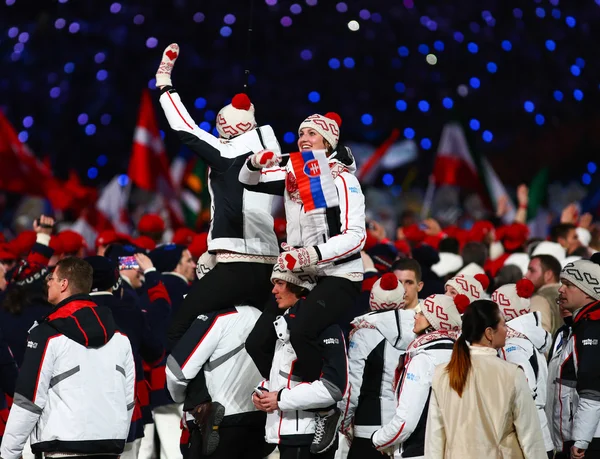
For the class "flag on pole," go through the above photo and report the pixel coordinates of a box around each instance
[289,150,338,211]
[431,123,515,223]
[128,89,184,227]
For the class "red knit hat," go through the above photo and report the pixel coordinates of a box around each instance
[497,222,529,252]
[188,233,208,260]
[49,236,64,256]
[9,231,37,257]
[172,228,197,246]
[0,244,17,260]
[138,214,165,234]
[402,224,426,245]
[57,230,86,254]
[369,273,406,311]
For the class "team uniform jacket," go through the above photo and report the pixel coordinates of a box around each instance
[0,294,135,459]
[260,303,349,446]
[238,146,366,279]
[547,300,600,451]
[340,309,416,439]
[159,87,280,258]
[371,332,455,458]
[0,328,18,442]
[499,312,553,451]
[166,306,264,426]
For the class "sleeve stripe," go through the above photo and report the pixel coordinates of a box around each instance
[181,311,238,370]
[339,174,350,233]
[166,91,195,131]
[319,234,366,263]
[376,422,406,449]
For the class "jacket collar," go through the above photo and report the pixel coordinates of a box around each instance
[163,271,190,284]
[469,345,498,356]
[52,293,93,311]
[573,300,600,324]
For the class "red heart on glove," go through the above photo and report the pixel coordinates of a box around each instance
[166,50,178,60]
[259,151,275,165]
[284,253,297,270]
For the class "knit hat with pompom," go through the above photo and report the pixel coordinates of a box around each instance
[421,294,469,331]
[298,112,342,150]
[491,278,535,320]
[445,273,490,303]
[216,94,257,139]
[369,273,406,311]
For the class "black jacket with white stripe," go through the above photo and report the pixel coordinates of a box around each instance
[158,87,281,258]
[0,294,135,459]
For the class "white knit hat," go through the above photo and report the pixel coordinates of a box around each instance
[457,262,485,277]
[298,112,342,150]
[271,264,317,291]
[369,273,406,311]
[422,294,469,331]
[531,241,566,264]
[491,279,535,320]
[560,259,600,301]
[216,94,257,139]
[445,273,490,303]
[576,227,591,247]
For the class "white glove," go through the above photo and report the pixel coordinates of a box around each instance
[156,43,179,88]
[250,150,281,169]
[277,242,319,271]
[196,252,216,280]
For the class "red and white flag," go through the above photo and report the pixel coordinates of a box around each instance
[426,123,515,222]
[128,89,184,227]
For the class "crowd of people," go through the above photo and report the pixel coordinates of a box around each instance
[0,44,598,459]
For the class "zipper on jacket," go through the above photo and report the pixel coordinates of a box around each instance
[322,234,327,243]
[569,401,574,422]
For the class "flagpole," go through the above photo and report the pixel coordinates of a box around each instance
[421,174,436,219]
[243,0,255,93]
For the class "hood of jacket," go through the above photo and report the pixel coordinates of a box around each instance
[507,311,551,353]
[45,293,116,348]
[350,309,416,351]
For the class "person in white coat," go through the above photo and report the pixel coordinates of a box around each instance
[340,273,417,458]
[371,294,470,458]
[240,112,366,453]
[492,279,554,457]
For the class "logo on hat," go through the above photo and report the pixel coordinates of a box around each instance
[303,159,321,177]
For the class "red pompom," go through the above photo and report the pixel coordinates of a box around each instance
[516,278,535,299]
[454,294,470,314]
[474,273,490,290]
[231,93,252,110]
[324,112,342,128]
[379,273,398,291]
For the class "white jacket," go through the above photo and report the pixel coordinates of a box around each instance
[262,306,348,446]
[372,332,455,458]
[1,296,135,459]
[159,88,280,257]
[500,312,553,452]
[340,309,416,438]
[166,306,263,423]
[238,147,366,279]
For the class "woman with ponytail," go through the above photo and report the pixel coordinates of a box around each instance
[425,300,547,459]
[370,294,469,458]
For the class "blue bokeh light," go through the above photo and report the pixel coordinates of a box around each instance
[87,167,98,179]
[96,69,108,81]
[434,41,444,51]
[23,116,33,128]
[18,131,28,143]
[118,174,129,186]
[482,130,493,142]
[554,90,564,101]
[487,62,497,73]
[418,44,429,55]
[588,162,597,174]
[535,114,545,125]
[442,97,454,109]
[418,100,430,112]
[328,58,341,69]
[382,173,394,186]
[397,46,409,57]
[420,138,432,150]
[574,89,584,101]
[64,62,75,73]
[469,77,480,89]
[361,114,373,125]
[343,57,355,68]
[283,132,295,144]
[308,91,320,103]
[576,57,585,68]
[220,26,232,37]
[501,40,512,51]
[582,173,592,185]
[404,127,415,139]
[566,16,576,28]
[394,82,406,93]
[85,124,96,136]
[469,118,480,131]
[204,110,216,121]
[571,65,581,76]
[194,97,207,109]
[395,100,407,111]
[467,42,478,54]
[97,154,108,166]
[545,40,556,51]
[524,101,535,112]
[200,121,211,132]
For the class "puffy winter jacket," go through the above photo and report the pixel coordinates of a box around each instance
[0,294,135,459]
[340,309,416,438]
[261,305,348,446]
[499,312,553,452]
[238,146,366,280]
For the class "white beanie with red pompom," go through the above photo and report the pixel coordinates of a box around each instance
[298,112,342,150]
[369,273,406,311]
[216,93,257,139]
[445,273,490,303]
[492,278,535,320]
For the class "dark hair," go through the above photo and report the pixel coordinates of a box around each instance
[446,300,501,397]
[438,237,460,255]
[550,223,576,242]
[55,257,93,295]
[287,282,309,298]
[2,284,51,315]
[494,265,523,289]
[570,246,589,258]
[531,254,562,283]
[391,258,422,283]
[461,242,488,269]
